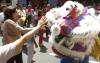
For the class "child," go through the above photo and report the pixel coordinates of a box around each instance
[26,36,38,63]
[25,20,38,63]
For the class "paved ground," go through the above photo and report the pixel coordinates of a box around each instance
[0,34,100,63]
[0,34,60,63]
[22,36,60,63]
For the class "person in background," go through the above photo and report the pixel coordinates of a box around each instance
[32,7,39,27]
[16,4,26,27]
[37,10,47,52]
[0,15,46,63]
[25,16,38,63]
[45,3,51,13]
[26,36,37,63]
[0,5,6,34]
[26,5,34,27]
[43,3,51,42]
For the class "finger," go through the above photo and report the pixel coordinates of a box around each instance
[41,21,47,26]
[43,16,47,21]
[40,16,45,21]
[41,16,47,22]
[41,25,46,30]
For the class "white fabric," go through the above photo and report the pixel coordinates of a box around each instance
[26,42,34,63]
[0,43,16,63]
[12,0,18,7]
[0,12,4,23]
[0,12,4,29]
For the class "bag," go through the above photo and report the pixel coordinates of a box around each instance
[91,36,100,61]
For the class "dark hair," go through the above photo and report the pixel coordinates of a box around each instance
[16,3,23,10]
[0,5,6,12]
[0,7,2,12]
[38,10,43,16]
[4,6,16,20]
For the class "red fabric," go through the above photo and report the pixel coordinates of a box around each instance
[95,4,100,11]
[28,8,32,13]
[60,26,66,36]
[38,29,44,46]
[67,6,77,24]
[38,15,44,46]
[38,16,42,20]
[52,46,66,57]
[45,4,51,12]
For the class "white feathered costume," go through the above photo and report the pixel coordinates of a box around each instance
[45,1,100,63]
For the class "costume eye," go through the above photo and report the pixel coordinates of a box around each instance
[66,8,69,10]
[71,5,73,8]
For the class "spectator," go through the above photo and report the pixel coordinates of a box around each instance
[32,9,38,27]
[37,10,47,52]
[16,4,26,27]
[2,6,45,63]
[26,5,34,27]
[0,5,6,34]
[0,15,46,63]
[45,3,51,13]
[25,16,38,63]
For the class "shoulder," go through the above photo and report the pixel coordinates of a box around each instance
[5,19,14,23]
[0,43,16,61]
[3,19,21,30]
[4,19,15,25]
[4,19,19,27]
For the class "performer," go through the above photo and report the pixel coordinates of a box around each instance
[45,1,100,63]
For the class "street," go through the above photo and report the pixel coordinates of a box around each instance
[0,34,60,63]
[22,36,60,63]
[0,34,100,63]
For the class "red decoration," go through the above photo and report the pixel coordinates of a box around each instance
[67,6,77,24]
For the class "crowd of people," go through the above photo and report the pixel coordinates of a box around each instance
[0,0,100,63]
[0,3,50,63]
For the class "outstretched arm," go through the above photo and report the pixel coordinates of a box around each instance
[0,17,46,61]
[14,16,47,53]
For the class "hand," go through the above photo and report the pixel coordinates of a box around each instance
[37,16,47,29]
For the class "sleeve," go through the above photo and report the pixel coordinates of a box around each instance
[7,20,23,31]
[0,43,16,61]
[5,20,23,36]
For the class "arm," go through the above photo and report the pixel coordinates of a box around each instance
[19,27,35,34]
[0,43,16,61]
[14,26,40,53]
[6,19,37,35]
[0,27,40,61]
[0,17,46,60]
[13,16,46,54]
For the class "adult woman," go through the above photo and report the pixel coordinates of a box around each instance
[2,6,45,63]
[0,15,46,63]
